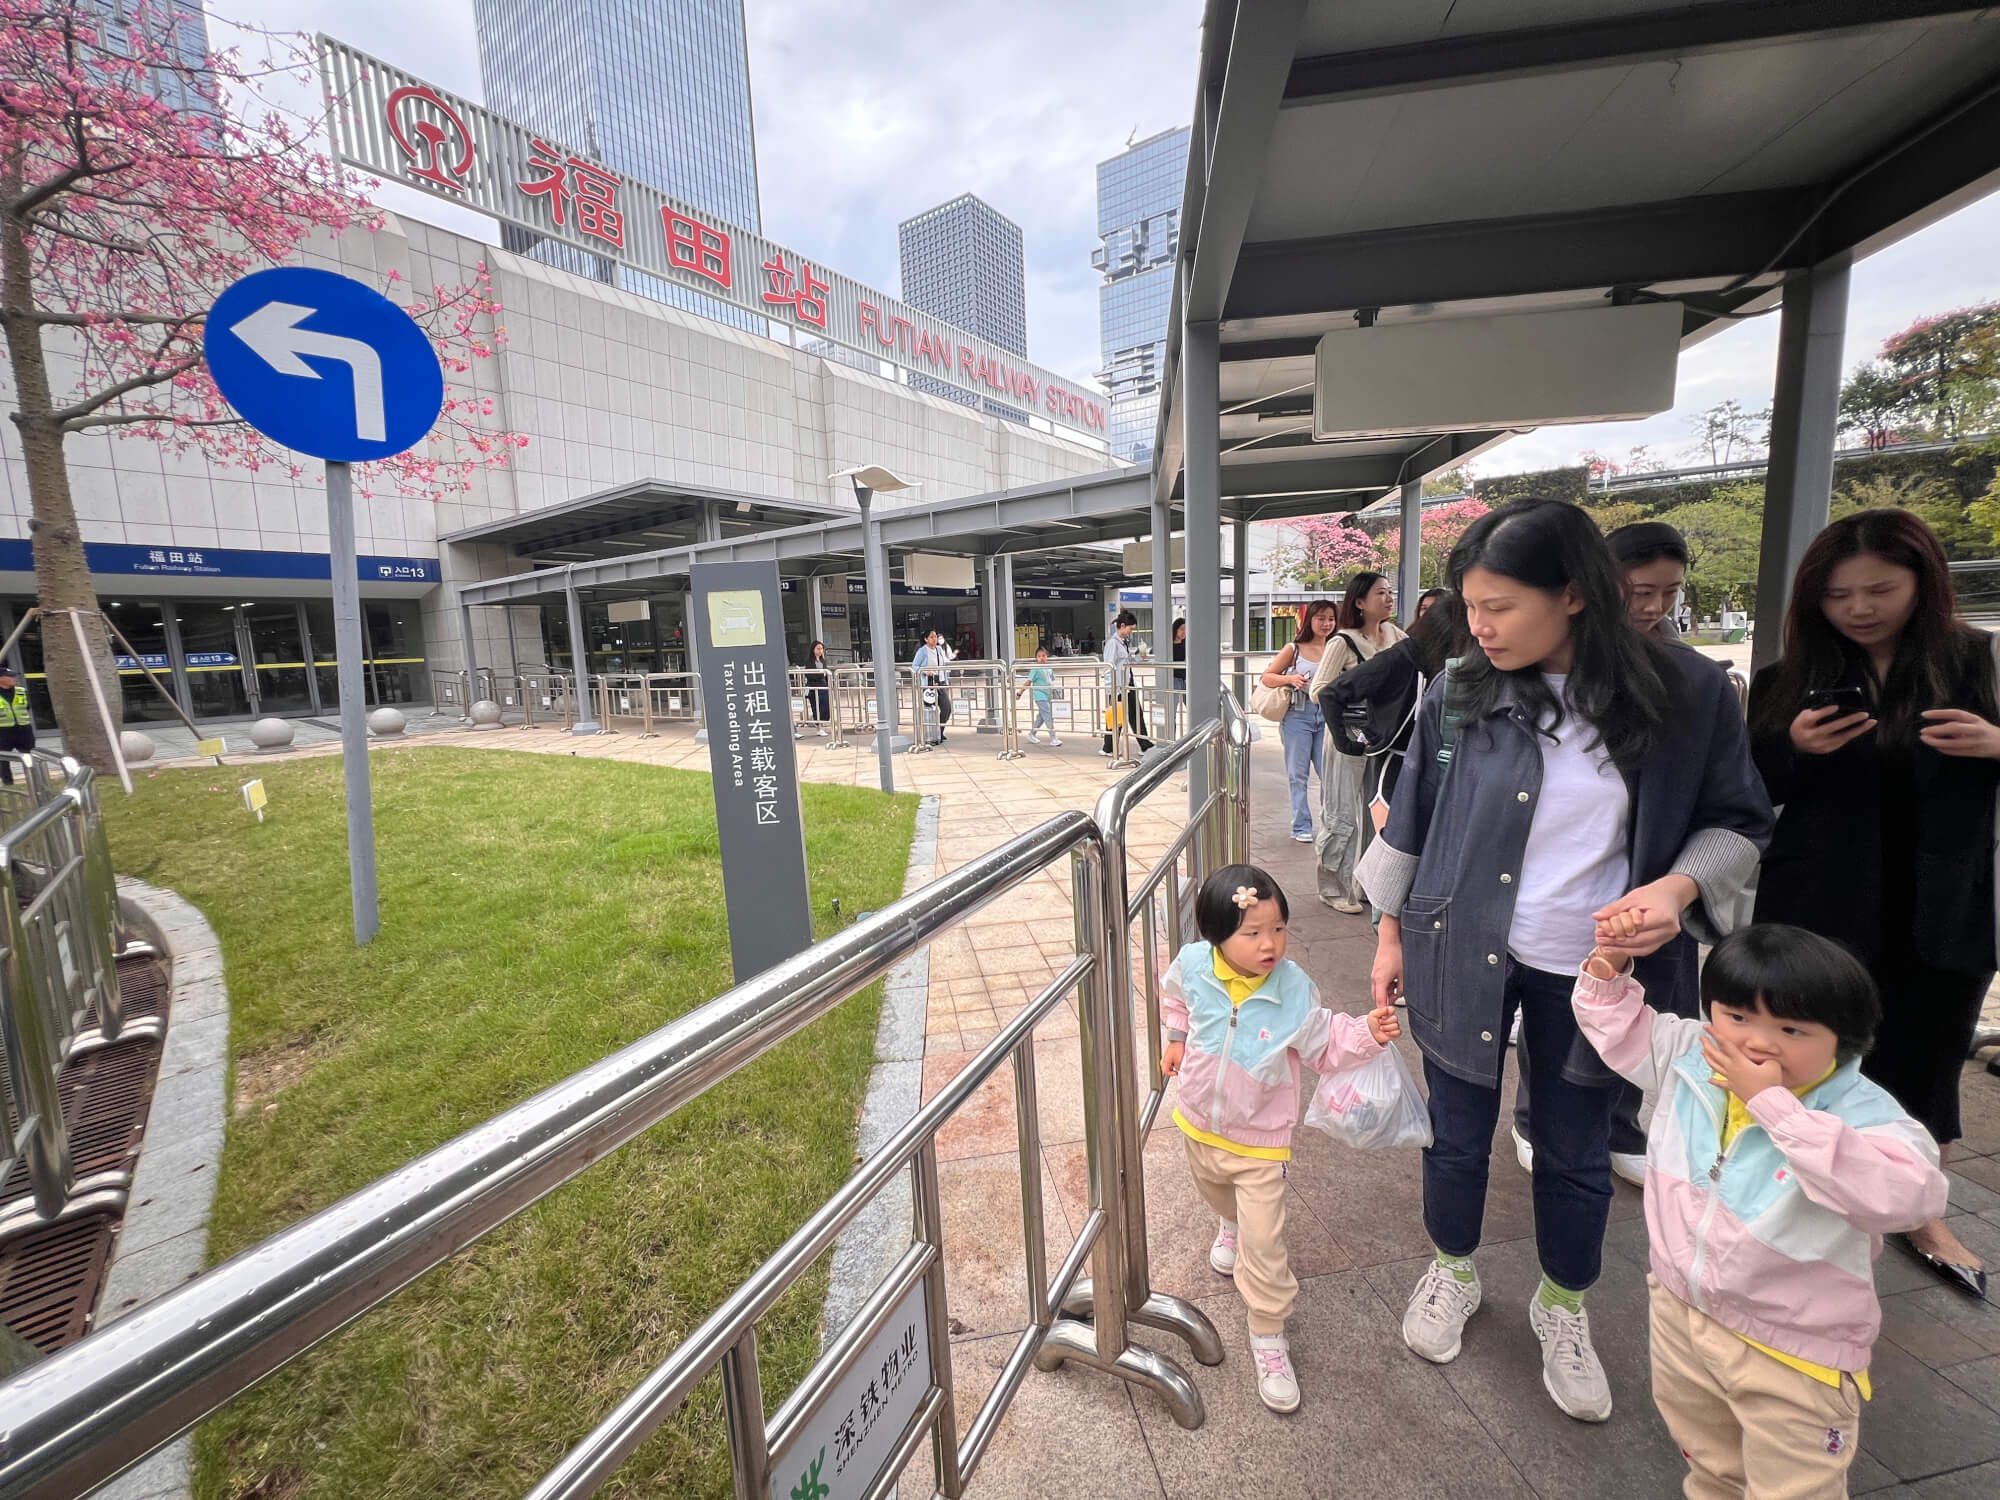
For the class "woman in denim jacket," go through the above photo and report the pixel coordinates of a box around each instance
[1355,500,1772,1424]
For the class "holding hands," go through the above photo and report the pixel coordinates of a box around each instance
[1590,874,1699,959]
[1367,1005,1402,1045]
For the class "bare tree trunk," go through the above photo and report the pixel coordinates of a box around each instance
[2,151,121,774]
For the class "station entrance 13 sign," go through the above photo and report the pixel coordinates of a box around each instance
[317,35,1108,442]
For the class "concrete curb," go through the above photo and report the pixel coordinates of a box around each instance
[821,794,939,1344]
[88,878,231,1500]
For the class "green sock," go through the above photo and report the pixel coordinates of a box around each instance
[1435,1250,1477,1284]
[1537,1275,1584,1315]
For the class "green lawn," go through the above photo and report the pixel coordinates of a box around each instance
[106,746,917,1500]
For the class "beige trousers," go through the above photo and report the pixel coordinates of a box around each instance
[1648,1277,1863,1500]
[1183,1134,1296,1335]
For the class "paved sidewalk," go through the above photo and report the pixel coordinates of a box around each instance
[131,710,2000,1495]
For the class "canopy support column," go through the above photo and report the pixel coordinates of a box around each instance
[1397,479,1423,623]
[1754,254,1851,674]
[1231,516,1250,711]
[565,571,600,734]
[1183,319,1223,810]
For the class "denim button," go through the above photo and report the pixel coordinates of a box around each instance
[1516,791,1530,803]
[1486,953,1499,965]
[1480,1030,1493,1042]
[1499,873,1512,884]
[1433,920,1442,929]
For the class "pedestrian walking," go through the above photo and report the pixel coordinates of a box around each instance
[1357,499,1771,1423]
[1101,610,1152,756]
[1017,646,1061,746]
[1748,507,2000,1297]
[1573,923,1945,1497]
[0,666,35,785]
[1310,571,1406,911]
[912,629,950,746]
[1514,520,1698,1188]
[1259,599,1336,843]
[803,640,831,736]
[1160,863,1401,1413]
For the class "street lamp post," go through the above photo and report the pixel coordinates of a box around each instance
[832,466,917,794]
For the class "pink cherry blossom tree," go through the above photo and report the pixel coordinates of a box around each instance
[2,2,525,771]
[1268,514,1383,590]
[1374,497,1491,590]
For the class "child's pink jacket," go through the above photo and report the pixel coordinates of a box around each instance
[1573,966,1947,1372]
[1162,943,1382,1152]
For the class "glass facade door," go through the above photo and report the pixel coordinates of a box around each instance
[104,600,178,722]
[243,601,314,714]
[172,601,253,718]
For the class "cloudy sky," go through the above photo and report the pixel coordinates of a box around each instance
[226,0,1999,478]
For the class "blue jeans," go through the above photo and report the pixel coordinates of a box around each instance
[1030,698,1053,734]
[1278,700,1325,837]
[1423,960,1617,1293]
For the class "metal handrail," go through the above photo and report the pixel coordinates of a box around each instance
[0,812,1104,1500]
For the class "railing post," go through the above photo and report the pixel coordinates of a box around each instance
[719,1330,767,1500]
[0,847,75,1217]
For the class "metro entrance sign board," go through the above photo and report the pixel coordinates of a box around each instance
[316,35,1109,442]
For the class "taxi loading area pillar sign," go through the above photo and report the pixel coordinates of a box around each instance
[690,561,813,982]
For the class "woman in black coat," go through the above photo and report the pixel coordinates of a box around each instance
[1749,508,2000,1294]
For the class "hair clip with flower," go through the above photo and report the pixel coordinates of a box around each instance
[1232,885,1258,909]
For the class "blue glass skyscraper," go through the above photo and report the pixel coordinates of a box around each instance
[1094,127,1188,464]
[898,194,1029,420]
[473,0,762,329]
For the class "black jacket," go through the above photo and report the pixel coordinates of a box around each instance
[1749,647,1999,975]
[1317,638,1422,758]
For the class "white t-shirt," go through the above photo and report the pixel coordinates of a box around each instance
[1506,673,1631,974]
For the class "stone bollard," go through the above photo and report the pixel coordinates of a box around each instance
[119,730,156,763]
[469,699,504,731]
[368,707,407,738]
[249,717,294,752]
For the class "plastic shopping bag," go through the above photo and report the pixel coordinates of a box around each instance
[1303,1044,1432,1150]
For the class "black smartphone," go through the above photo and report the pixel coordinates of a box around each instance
[1803,685,1867,716]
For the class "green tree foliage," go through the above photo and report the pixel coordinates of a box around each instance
[1655,485,1765,612]
[1832,473,1983,555]
[1880,303,2000,439]
[1838,362,1907,451]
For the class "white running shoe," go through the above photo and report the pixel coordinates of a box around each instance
[1049,736,1063,747]
[1290,831,1314,843]
[1513,1127,1534,1174]
[1027,731,1042,743]
[1209,1219,1238,1275]
[1611,1151,1647,1187]
[1332,897,1365,915]
[1403,1259,1483,1364]
[1529,1295,1614,1422]
[1248,1331,1300,1413]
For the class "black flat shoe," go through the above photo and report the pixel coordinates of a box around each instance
[1895,1233,1989,1298]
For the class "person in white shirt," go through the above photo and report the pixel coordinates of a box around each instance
[1101,610,1153,756]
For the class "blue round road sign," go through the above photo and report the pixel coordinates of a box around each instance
[205,267,444,463]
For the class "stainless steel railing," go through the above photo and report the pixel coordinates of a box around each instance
[0,701,1254,1500]
[0,756,134,1227]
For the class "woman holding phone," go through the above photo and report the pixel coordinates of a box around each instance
[1748,508,2000,1295]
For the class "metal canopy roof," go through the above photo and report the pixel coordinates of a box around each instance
[440,479,847,564]
[455,470,1163,605]
[1155,0,2000,510]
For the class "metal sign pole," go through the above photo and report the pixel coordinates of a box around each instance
[326,461,379,945]
[857,487,900,794]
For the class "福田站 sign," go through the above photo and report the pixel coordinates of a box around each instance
[317,36,1109,443]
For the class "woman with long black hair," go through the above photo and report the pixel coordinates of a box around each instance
[1749,508,2000,1295]
[1358,500,1771,1423]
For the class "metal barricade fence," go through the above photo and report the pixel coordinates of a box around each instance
[428,670,472,719]
[0,703,1255,1500]
[644,671,703,731]
[0,758,134,1226]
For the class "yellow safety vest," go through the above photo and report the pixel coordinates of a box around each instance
[0,685,28,728]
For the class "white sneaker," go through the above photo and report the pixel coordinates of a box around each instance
[1402,1259,1482,1364]
[1513,1127,1534,1174]
[1248,1331,1300,1413]
[1209,1219,1238,1275]
[1529,1295,1614,1422]
[1290,831,1313,843]
[1332,897,1365,915]
[1099,747,1113,757]
[1611,1151,1647,1187]
[1049,736,1062,747]
[1027,731,1041,743]
[816,727,828,737]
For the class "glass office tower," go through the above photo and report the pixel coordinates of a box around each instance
[1094,127,1188,464]
[898,193,1029,419]
[473,0,763,330]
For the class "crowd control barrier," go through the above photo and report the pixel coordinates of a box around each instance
[0,698,1253,1500]
[0,755,142,1229]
